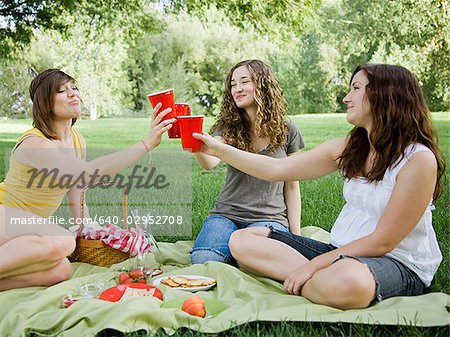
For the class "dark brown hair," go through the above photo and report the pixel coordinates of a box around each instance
[29,69,77,140]
[338,64,445,202]
[211,59,287,152]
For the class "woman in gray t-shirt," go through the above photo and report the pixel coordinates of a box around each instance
[190,59,304,265]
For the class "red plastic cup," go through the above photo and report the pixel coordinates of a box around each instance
[178,116,204,152]
[147,89,175,123]
[168,103,191,138]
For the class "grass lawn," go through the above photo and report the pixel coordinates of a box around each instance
[0,113,448,336]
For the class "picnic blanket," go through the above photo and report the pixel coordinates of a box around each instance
[1,226,449,336]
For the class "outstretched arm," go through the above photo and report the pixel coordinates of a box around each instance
[194,133,345,181]
[13,104,176,182]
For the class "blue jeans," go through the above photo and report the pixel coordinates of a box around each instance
[191,215,289,265]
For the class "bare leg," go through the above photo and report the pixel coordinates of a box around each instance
[302,258,376,309]
[0,205,76,290]
[230,227,376,309]
[0,235,75,278]
[229,227,309,280]
[0,258,71,291]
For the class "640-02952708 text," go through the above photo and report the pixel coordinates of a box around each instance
[9,214,185,227]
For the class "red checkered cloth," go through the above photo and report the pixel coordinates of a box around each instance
[79,223,152,257]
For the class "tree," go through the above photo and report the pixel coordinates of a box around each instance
[0,57,31,118]
[269,32,345,114]
[0,0,156,57]
[127,8,275,116]
[328,0,450,111]
[1,0,320,54]
[162,0,321,36]
[3,0,447,118]
[0,4,157,118]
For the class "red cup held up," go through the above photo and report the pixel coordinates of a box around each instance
[147,89,175,125]
[178,116,204,152]
[168,103,191,139]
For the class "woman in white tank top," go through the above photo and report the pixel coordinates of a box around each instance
[193,63,446,309]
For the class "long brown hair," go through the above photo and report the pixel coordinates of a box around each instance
[338,64,445,202]
[29,69,77,140]
[211,59,287,152]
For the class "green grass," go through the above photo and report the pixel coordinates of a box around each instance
[97,321,448,337]
[1,113,449,336]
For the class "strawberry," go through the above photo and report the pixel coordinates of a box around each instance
[136,278,147,284]
[129,269,144,279]
[122,277,133,284]
[118,272,130,284]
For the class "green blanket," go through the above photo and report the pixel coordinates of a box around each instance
[1,227,449,336]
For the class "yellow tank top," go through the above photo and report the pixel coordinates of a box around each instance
[0,128,85,217]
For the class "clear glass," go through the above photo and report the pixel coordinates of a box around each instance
[78,282,107,297]
[129,210,162,278]
[60,281,108,308]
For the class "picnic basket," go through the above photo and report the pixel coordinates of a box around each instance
[69,182,129,267]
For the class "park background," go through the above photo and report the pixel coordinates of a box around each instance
[1,0,449,119]
[1,1,449,336]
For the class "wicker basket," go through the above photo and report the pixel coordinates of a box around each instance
[69,182,130,267]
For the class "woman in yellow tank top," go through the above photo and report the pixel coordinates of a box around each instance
[0,69,176,291]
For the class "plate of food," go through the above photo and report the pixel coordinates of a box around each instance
[152,275,217,292]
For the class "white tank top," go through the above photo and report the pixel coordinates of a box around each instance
[330,143,442,286]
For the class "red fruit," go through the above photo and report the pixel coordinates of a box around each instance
[119,272,130,284]
[136,278,147,284]
[122,277,133,284]
[129,269,144,279]
[182,296,206,318]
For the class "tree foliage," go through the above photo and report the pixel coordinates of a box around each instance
[128,8,274,116]
[0,0,448,118]
[0,2,160,118]
[164,0,321,37]
[0,0,157,56]
[1,0,319,55]
[328,0,450,111]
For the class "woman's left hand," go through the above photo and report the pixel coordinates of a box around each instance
[283,262,317,296]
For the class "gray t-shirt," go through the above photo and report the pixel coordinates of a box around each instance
[210,120,304,227]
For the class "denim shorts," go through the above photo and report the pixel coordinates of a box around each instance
[191,215,289,265]
[268,228,426,305]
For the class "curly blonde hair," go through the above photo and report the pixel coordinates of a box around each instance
[211,60,287,152]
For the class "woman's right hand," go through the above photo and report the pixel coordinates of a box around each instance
[143,102,177,151]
